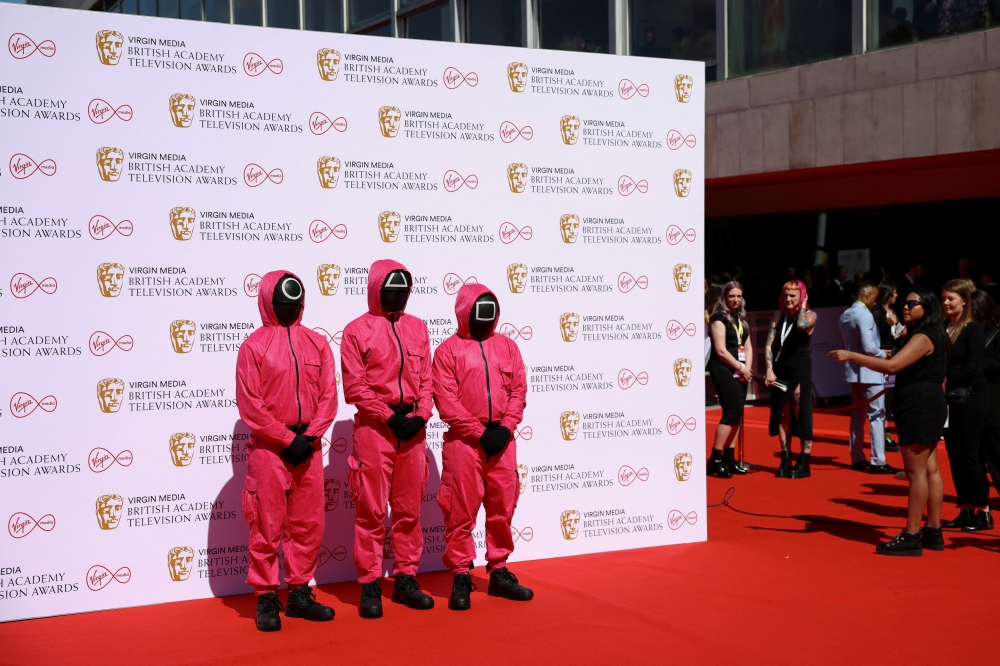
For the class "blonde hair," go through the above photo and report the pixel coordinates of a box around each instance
[942,278,976,342]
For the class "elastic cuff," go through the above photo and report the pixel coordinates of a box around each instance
[255,586,278,596]
[393,565,418,577]
[486,559,508,573]
[358,573,382,585]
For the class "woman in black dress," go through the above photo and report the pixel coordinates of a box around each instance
[764,281,817,478]
[971,290,1000,498]
[872,281,901,450]
[707,281,752,478]
[938,279,991,531]
[830,288,948,556]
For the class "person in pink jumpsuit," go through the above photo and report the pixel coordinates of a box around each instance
[432,283,534,610]
[236,270,339,631]
[341,259,434,618]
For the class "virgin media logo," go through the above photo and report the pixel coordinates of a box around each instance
[89,447,134,473]
[668,510,698,530]
[8,33,55,59]
[666,320,697,340]
[313,328,343,346]
[443,170,478,192]
[499,222,532,244]
[89,215,133,240]
[511,526,533,542]
[8,512,55,538]
[666,130,696,150]
[244,274,261,297]
[443,272,477,296]
[618,465,649,486]
[666,415,697,435]
[499,121,533,143]
[618,79,649,100]
[322,437,348,455]
[617,175,648,196]
[87,565,131,591]
[514,425,532,440]
[10,273,57,298]
[617,369,648,389]
[618,272,648,293]
[10,392,57,418]
[497,323,532,341]
[9,153,56,179]
[443,67,478,89]
[89,331,134,356]
[88,99,133,124]
[317,544,348,566]
[309,220,347,243]
[309,112,347,135]
[243,52,283,76]
[244,164,283,187]
[666,225,696,245]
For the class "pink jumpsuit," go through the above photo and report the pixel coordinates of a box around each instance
[341,259,433,584]
[432,284,528,574]
[236,270,339,595]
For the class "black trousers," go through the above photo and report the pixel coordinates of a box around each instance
[980,427,1000,499]
[943,390,989,507]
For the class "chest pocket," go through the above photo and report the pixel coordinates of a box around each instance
[497,362,515,390]
[405,347,424,374]
[304,358,321,385]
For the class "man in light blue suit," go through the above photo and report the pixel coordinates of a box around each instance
[839,281,898,474]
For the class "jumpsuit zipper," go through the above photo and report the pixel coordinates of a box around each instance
[286,326,302,426]
[391,316,405,448]
[479,339,493,461]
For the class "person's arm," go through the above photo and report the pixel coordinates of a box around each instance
[829,332,933,373]
[982,333,1000,383]
[412,324,434,423]
[235,342,295,447]
[743,333,753,380]
[711,320,741,371]
[340,324,395,422]
[764,312,778,385]
[947,324,985,389]
[431,343,486,441]
[499,341,527,433]
[860,312,886,359]
[304,337,339,440]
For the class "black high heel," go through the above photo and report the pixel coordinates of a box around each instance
[963,509,994,532]
[942,508,974,529]
[722,448,748,475]
[707,450,732,478]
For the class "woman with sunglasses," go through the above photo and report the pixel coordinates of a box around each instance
[707,281,752,478]
[830,289,948,556]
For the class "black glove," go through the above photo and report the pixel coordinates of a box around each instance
[281,434,317,467]
[387,413,408,439]
[479,426,511,458]
[397,416,426,442]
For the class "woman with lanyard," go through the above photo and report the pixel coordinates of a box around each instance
[707,281,752,478]
[765,280,818,478]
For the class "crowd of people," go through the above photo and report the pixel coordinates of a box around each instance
[705,258,1000,557]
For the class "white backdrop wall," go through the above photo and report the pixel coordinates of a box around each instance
[0,3,704,622]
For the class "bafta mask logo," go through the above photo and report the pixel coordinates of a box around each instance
[674,74,694,103]
[560,509,581,540]
[96,147,124,182]
[559,115,580,145]
[97,262,125,298]
[167,546,195,582]
[316,264,342,296]
[506,163,527,194]
[168,93,195,128]
[674,453,693,482]
[517,463,529,494]
[673,358,693,387]
[507,263,527,294]
[378,211,401,243]
[317,156,341,189]
[95,30,123,66]
[169,432,196,467]
[673,168,692,198]
[559,214,580,244]
[378,106,401,138]
[95,494,124,530]
[324,478,341,511]
[169,206,196,241]
[507,62,528,93]
[673,263,692,293]
[170,319,196,354]
[559,313,580,342]
[97,378,125,414]
[559,410,580,441]
[316,48,341,81]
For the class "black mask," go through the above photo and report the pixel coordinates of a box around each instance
[380,269,411,315]
[272,274,303,326]
[468,294,498,341]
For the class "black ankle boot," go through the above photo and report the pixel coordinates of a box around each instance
[875,530,923,556]
[391,574,434,610]
[775,451,793,478]
[722,448,748,475]
[358,580,383,619]
[255,592,283,632]
[707,449,732,478]
[789,452,811,479]
[942,508,974,529]
[921,526,944,551]
[487,567,533,601]
[448,573,476,611]
[285,584,334,621]
[963,509,994,532]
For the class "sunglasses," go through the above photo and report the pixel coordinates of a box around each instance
[903,300,924,309]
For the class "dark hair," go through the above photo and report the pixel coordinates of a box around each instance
[903,287,949,353]
[876,281,896,306]
[855,280,877,297]
[971,290,1000,330]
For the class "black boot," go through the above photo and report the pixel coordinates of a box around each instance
[707,449,732,478]
[487,567,534,601]
[448,573,476,611]
[789,452,811,479]
[941,508,974,529]
[285,584,334,621]
[391,574,434,610]
[358,580,383,619]
[722,448,748,475]
[920,526,944,551]
[775,451,793,478]
[963,508,994,532]
[255,592,283,632]
[875,530,923,556]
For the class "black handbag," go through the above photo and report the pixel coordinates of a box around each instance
[945,387,969,407]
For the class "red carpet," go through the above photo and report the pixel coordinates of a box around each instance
[2,408,997,665]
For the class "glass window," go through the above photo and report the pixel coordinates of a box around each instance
[268,0,299,28]
[467,0,521,46]
[728,0,853,77]
[869,0,997,50]
[540,0,608,53]
[121,0,138,13]
[405,3,454,40]
[158,0,179,17]
[350,0,392,28]
[305,0,344,32]
[180,0,203,20]
[139,0,157,16]
[630,0,715,62]
[205,0,229,22]
[234,0,262,25]
[363,22,393,36]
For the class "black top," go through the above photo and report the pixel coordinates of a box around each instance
[771,313,811,361]
[896,328,946,389]
[946,321,987,391]
[871,306,896,351]
[983,325,1000,429]
[709,311,748,362]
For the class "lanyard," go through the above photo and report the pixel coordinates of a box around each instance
[734,319,744,342]
[779,317,794,346]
